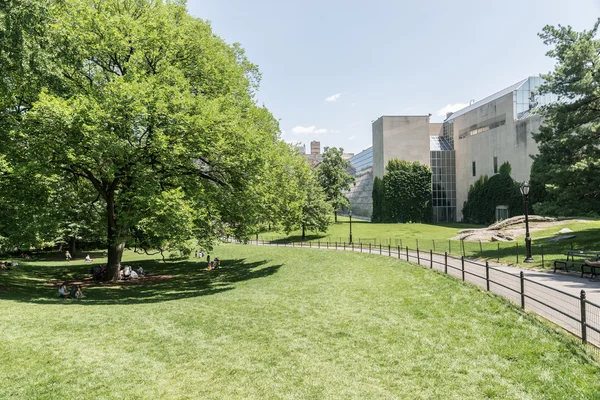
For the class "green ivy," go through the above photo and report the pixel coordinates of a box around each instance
[461,162,529,224]
[380,159,432,223]
[371,176,384,222]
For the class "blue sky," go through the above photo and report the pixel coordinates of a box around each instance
[187,0,599,155]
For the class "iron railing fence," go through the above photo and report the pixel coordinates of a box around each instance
[255,234,595,270]
[236,238,600,356]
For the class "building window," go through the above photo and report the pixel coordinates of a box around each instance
[472,161,476,177]
[493,157,498,174]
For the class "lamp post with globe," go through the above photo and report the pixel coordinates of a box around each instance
[520,181,534,263]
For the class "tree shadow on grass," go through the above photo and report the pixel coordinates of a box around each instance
[0,258,282,305]
[269,234,327,244]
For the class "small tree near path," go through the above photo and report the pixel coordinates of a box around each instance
[317,147,355,222]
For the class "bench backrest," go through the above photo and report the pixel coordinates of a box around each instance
[566,250,600,260]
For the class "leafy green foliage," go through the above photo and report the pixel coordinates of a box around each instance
[461,163,526,224]
[281,167,332,239]
[0,0,303,278]
[316,147,355,220]
[371,176,384,222]
[381,159,432,223]
[532,20,600,217]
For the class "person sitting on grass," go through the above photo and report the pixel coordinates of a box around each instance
[85,254,94,263]
[136,266,145,276]
[74,285,85,299]
[57,283,71,298]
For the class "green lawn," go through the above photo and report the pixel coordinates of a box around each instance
[1,245,599,399]
[259,219,481,247]
[262,218,600,270]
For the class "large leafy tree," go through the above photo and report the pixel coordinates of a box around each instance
[316,147,355,222]
[1,0,294,279]
[532,19,600,216]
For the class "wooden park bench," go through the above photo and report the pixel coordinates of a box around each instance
[553,250,600,278]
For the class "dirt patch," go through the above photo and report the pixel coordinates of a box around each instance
[455,216,593,242]
[44,274,174,288]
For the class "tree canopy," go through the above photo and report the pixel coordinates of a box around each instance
[316,147,355,222]
[0,0,309,279]
[532,19,600,217]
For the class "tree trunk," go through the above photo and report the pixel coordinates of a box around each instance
[334,212,338,223]
[68,236,76,257]
[107,242,125,280]
[105,188,124,281]
[302,225,306,241]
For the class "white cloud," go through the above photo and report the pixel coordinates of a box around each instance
[325,93,341,102]
[348,135,356,141]
[292,125,330,135]
[437,103,469,117]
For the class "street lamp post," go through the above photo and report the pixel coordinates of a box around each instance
[349,209,353,244]
[520,181,534,263]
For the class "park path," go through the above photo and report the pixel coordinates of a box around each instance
[247,240,600,352]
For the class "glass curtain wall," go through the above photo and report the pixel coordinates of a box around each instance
[514,76,558,119]
[430,150,456,222]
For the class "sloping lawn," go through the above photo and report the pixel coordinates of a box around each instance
[262,218,600,270]
[259,219,480,247]
[0,245,598,399]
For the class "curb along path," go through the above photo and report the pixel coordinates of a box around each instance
[242,239,600,353]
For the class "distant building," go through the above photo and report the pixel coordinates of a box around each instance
[298,140,354,168]
[346,76,557,222]
[345,147,373,218]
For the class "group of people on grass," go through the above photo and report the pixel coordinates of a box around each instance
[57,282,85,299]
[207,256,220,270]
[66,251,96,263]
[193,249,221,270]
[0,261,17,271]
[118,265,145,280]
[90,264,146,281]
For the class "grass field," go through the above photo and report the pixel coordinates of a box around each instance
[1,245,599,399]
[261,218,600,270]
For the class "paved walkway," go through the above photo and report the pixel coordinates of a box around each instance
[250,240,600,350]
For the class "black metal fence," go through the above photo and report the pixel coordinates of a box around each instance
[256,234,593,269]
[244,238,600,356]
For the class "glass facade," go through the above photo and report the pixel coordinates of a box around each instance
[442,120,454,148]
[348,147,373,174]
[430,150,456,223]
[514,76,558,119]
